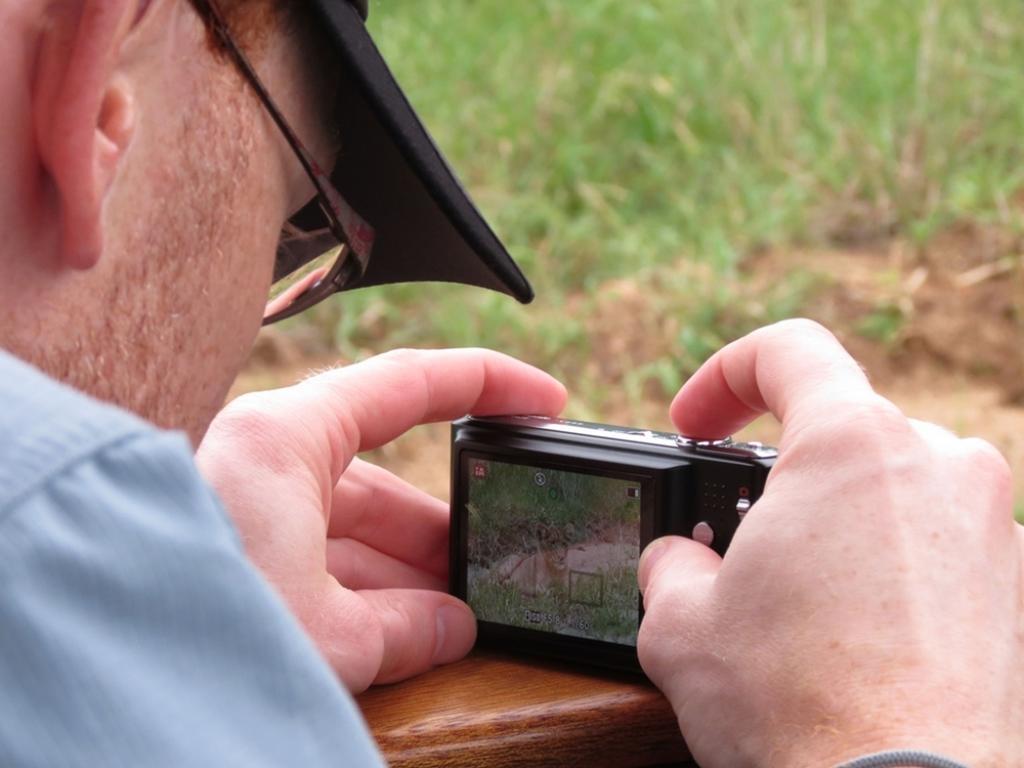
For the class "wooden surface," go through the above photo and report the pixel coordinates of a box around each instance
[357,650,692,768]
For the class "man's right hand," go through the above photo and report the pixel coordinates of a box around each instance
[638,320,1024,767]
[198,348,567,693]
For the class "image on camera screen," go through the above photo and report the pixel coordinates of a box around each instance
[465,457,642,646]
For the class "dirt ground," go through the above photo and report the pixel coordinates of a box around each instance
[233,225,1024,506]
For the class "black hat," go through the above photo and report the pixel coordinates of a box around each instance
[299,0,533,303]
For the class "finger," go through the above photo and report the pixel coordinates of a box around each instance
[670,319,875,439]
[326,538,446,591]
[304,348,567,480]
[908,418,958,444]
[636,537,720,688]
[638,535,721,611]
[359,588,476,686]
[328,458,449,575]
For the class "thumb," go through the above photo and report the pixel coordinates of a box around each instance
[360,589,477,687]
[637,536,721,685]
[638,535,720,612]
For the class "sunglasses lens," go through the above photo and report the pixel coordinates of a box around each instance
[262,192,374,325]
[264,239,343,323]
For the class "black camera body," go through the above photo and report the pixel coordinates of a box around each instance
[449,415,775,672]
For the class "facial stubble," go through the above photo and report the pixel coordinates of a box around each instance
[34,70,277,445]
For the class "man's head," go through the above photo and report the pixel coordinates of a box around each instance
[0,0,332,443]
[1,0,533,446]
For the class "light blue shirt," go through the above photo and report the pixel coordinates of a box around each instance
[0,351,384,767]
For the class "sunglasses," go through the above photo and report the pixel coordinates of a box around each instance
[190,0,376,325]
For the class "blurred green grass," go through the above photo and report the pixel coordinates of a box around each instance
[290,0,1024,413]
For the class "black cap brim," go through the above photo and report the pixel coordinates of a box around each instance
[301,0,533,303]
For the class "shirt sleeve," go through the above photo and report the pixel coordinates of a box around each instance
[0,430,385,768]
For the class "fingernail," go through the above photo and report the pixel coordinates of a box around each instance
[433,605,470,665]
[638,538,668,594]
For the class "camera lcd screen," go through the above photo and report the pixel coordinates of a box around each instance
[464,455,643,647]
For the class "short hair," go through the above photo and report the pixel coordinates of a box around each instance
[190,0,286,51]
[189,0,343,151]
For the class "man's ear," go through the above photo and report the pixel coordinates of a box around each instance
[33,1,143,270]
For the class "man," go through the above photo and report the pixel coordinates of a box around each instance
[0,1,1020,767]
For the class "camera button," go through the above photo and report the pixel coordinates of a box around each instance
[736,497,752,520]
[695,438,734,448]
[694,439,779,460]
[691,522,715,547]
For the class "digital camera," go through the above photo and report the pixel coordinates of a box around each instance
[449,415,776,672]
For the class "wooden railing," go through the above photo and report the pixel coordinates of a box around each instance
[357,650,694,767]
